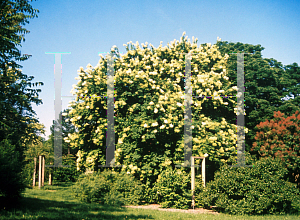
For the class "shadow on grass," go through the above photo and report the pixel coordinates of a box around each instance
[0,193,153,220]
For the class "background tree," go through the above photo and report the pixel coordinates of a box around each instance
[49,109,77,156]
[48,109,79,183]
[251,110,300,187]
[0,0,41,205]
[215,41,300,155]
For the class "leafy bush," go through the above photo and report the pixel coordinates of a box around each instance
[71,170,144,206]
[53,154,81,183]
[196,156,300,215]
[0,139,26,207]
[251,110,300,187]
[153,168,192,209]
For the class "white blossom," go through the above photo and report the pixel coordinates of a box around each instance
[177,102,182,107]
[170,124,174,128]
[149,101,154,105]
[154,108,158,113]
[160,125,165,129]
[152,122,158,127]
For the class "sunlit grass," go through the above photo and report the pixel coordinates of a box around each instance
[0,182,299,220]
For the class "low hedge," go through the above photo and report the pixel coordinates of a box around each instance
[71,169,144,206]
[153,168,192,209]
[196,156,300,215]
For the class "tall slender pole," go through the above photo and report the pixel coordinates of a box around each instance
[42,156,45,187]
[49,173,52,185]
[33,157,36,187]
[49,162,52,185]
[191,156,195,209]
[38,155,42,189]
[202,157,206,187]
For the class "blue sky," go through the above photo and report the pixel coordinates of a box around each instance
[17,0,300,140]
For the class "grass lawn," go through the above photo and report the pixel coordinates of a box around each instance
[0,183,299,220]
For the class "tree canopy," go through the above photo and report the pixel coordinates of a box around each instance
[65,33,240,187]
[0,0,42,202]
[216,41,300,153]
[251,110,300,186]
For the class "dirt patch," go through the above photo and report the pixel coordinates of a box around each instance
[123,204,219,214]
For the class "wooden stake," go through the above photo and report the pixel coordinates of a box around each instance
[191,156,195,209]
[33,157,36,187]
[202,157,206,187]
[42,155,45,187]
[49,173,52,185]
[38,155,42,189]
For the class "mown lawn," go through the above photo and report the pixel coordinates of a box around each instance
[0,183,299,220]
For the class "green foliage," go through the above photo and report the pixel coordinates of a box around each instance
[0,0,43,147]
[0,139,26,206]
[67,33,240,190]
[50,109,77,156]
[216,41,300,153]
[153,168,192,209]
[196,156,300,215]
[0,0,41,207]
[251,110,300,187]
[71,170,144,206]
[22,136,54,186]
[53,154,81,183]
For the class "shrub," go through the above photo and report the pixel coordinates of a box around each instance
[0,139,26,207]
[251,110,300,188]
[71,170,144,206]
[196,156,300,215]
[53,154,81,183]
[153,168,192,209]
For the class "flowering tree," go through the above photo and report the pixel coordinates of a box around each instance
[65,32,241,187]
[251,110,300,186]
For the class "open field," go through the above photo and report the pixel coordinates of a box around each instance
[0,183,299,220]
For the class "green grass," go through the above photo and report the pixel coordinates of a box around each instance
[0,183,299,220]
